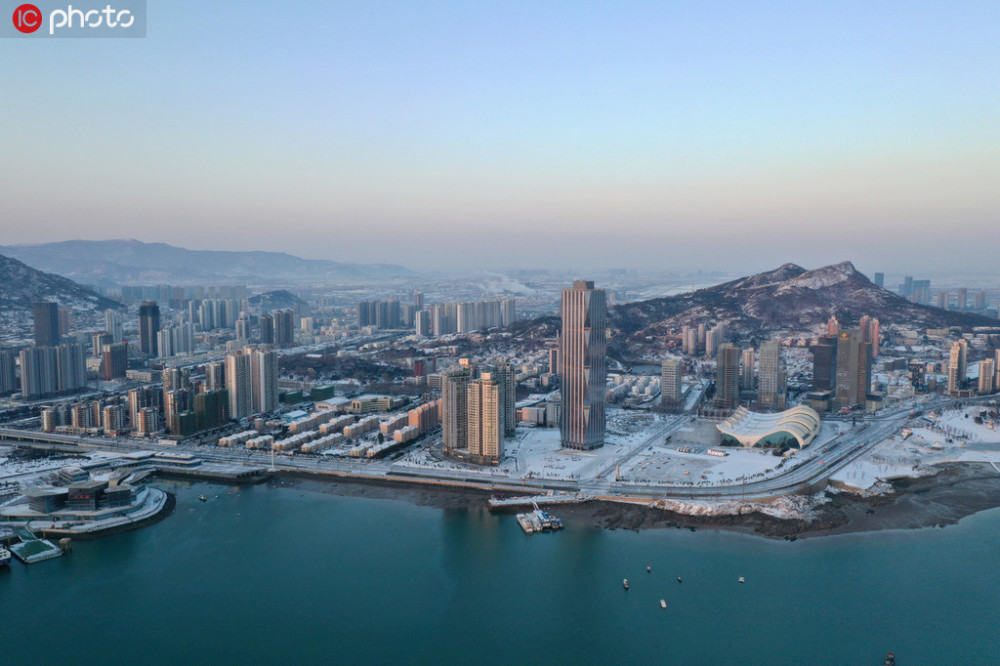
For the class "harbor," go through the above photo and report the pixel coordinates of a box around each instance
[515,506,564,534]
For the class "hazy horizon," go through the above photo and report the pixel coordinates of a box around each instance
[3,1,998,276]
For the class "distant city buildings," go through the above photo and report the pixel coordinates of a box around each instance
[661,360,683,407]
[757,341,786,410]
[834,330,871,409]
[559,280,606,450]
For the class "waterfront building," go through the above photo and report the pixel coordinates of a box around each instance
[225,349,253,419]
[467,373,503,462]
[250,347,279,413]
[559,280,606,450]
[834,330,871,409]
[717,405,821,449]
[441,361,476,452]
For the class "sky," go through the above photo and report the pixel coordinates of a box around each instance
[2,1,999,275]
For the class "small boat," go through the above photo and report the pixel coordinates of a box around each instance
[0,545,11,568]
[623,578,630,590]
[884,653,895,666]
[646,565,651,573]
[677,576,682,583]
[659,599,667,609]
[198,495,208,502]
[738,577,745,584]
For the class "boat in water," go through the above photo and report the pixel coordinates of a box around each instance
[0,545,11,568]
[516,509,563,535]
[659,599,667,609]
[646,565,651,573]
[623,578,630,590]
[738,577,745,584]
[677,576,682,583]
[198,495,208,502]
[884,652,895,665]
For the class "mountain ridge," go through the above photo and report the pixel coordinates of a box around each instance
[0,239,414,286]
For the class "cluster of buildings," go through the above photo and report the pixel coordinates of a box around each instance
[357,294,518,337]
[440,359,516,464]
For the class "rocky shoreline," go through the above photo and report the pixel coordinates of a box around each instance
[273,462,1000,540]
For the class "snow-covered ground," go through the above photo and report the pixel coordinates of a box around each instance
[831,406,1000,492]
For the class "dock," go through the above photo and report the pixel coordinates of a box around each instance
[489,493,591,511]
[9,528,62,564]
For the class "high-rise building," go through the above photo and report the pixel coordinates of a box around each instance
[661,360,683,406]
[236,316,251,341]
[259,314,275,345]
[974,291,987,310]
[19,346,58,398]
[957,288,968,311]
[826,315,840,337]
[415,310,431,337]
[947,339,968,395]
[979,359,995,394]
[101,342,128,380]
[548,346,559,374]
[33,302,61,348]
[105,309,123,343]
[936,292,949,309]
[91,332,113,359]
[55,343,87,394]
[156,328,173,358]
[714,343,741,409]
[441,362,476,452]
[0,348,17,395]
[58,308,72,337]
[139,301,161,356]
[740,347,755,390]
[250,347,279,414]
[413,291,424,309]
[559,280,606,450]
[102,404,128,434]
[225,350,253,419]
[205,361,225,392]
[274,310,295,348]
[467,373,503,462]
[495,359,517,437]
[195,389,229,431]
[873,272,885,288]
[757,341,786,410]
[501,298,517,327]
[835,330,871,409]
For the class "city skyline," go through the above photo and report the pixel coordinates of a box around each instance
[2,2,998,274]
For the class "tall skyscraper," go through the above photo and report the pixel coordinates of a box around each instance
[714,343,741,409]
[467,373,503,461]
[101,342,128,380]
[274,310,295,348]
[757,341,786,410]
[441,361,476,452]
[826,315,840,337]
[139,301,161,356]
[33,302,61,348]
[873,272,885,288]
[661,360,683,406]
[835,330,871,409]
[259,314,275,344]
[205,361,226,392]
[0,348,17,395]
[559,280,606,450]
[225,349,253,419]
[811,335,838,392]
[495,359,516,437]
[978,359,995,394]
[501,298,517,327]
[105,308,124,343]
[740,347,755,389]
[947,339,968,395]
[20,346,58,398]
[250,347,279,413]
[55,343,87,394]
[957,287,968,311]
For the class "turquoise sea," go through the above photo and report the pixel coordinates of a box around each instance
[3,481,999,665]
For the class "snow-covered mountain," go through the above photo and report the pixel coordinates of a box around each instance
[0,251,122,315]
[611,261,995,344]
